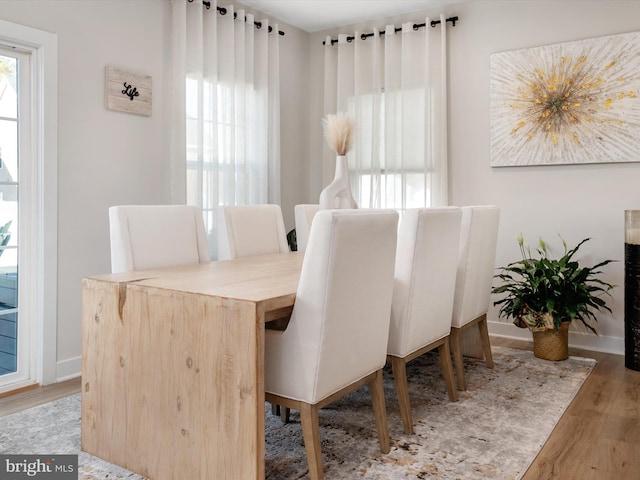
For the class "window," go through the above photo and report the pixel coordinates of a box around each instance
[349,87,432,212]
[185,77,271,256]
[0,53,18,377]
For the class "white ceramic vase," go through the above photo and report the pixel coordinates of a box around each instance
[319,155,358,210]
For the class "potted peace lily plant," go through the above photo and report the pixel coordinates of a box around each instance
[491,234,615,361]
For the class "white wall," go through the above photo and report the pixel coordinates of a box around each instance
[272,16,310,230]
[1,0,171,380]
[449,1,640,353]
[306,1,640,354]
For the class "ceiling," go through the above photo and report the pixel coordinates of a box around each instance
[235,0,465,33]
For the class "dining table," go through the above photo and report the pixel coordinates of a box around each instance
[81,251,304,480]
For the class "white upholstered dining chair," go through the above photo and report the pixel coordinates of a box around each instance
[387,207,462,434]
[108,204,210,273]
[294,204,320,251]
[216,204,289,260]
[264,209,399,480]
[450,205,500,391]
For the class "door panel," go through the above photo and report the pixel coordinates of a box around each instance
[0,51,24,384]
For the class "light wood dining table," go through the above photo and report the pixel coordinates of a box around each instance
[81,251,304,480]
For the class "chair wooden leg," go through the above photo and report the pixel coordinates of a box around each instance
[390,356,413,434]
[280,406,291,423]
[478,316,494,369]
[450,327,466,391]
[437,339,458,402]
[271,403,290,423]
[300,402,324,480]
[369,369,390,453]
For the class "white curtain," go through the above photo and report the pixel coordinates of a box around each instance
[170,0,281,256]
[322,16,448,210]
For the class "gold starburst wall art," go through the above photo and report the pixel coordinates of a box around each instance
[490,31,640,166]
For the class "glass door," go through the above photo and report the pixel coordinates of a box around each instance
[0,52,22,380]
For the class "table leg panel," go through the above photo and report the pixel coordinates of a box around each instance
[82,279,130,466]
[82,280,265,480]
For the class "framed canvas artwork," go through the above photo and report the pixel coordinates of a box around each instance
[490,31,640,166]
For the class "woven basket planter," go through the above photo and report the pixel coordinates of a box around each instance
[532,322,569,361]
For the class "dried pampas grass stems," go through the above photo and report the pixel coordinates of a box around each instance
[323,112,354,156]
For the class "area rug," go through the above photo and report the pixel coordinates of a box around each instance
[0,346,595,479]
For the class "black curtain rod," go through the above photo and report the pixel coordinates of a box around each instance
[189,0,285,36]
[322,16,458,45]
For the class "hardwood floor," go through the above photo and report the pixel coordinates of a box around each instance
[0,377,81,418]
[0,338,638,479]
[492,337,640,480]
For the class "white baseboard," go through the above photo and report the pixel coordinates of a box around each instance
[56,355,81,383]
[488,320,624,356]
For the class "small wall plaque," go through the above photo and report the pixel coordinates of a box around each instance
[105,66,152,116]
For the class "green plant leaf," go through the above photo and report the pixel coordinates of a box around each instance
[491,235,615,334]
